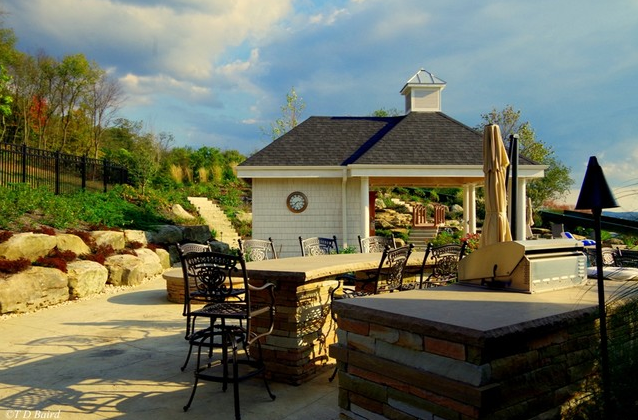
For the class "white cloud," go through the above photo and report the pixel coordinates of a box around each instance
[5,0,293,89]
[4,0,638,190]
[309,8,349,26]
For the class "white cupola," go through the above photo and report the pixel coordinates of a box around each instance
[400,69,446,113]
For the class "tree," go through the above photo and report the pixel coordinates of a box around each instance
[370,107,401,117]
[477,105,573,208]
[52,54,101,151]
[0,65,12,140]
[83,71,124,159]
[102,119,163,193]
[264,86,305,140]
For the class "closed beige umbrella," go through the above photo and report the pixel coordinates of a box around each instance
[479,124,512,248]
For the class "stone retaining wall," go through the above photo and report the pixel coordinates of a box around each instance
[0,225,212,315]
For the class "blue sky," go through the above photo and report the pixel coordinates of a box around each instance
[3,0,638,212]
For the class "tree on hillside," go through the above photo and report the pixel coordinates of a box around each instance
[0,14,18,66]
[477,105,572,208]
[83,71,124,159]
[0,65,12,133]
[1,35,123,155]
[52,54,102,151]
[263,86,305,140]
[102,118,167,194]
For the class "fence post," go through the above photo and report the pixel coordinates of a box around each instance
[54,151,60,195]
[21,144,27,184]
[103,159,108,193]
[81,155,87,190]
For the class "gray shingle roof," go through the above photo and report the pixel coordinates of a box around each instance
[239,112,535,167]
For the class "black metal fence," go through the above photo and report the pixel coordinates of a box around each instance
[0,143,129,194]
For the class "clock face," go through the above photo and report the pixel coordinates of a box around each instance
[287,191,308,213]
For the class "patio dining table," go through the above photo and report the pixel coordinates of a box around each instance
[163,251,428,384]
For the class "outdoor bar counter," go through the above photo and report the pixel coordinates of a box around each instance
[163,252,428,385]
[329,281,638,419]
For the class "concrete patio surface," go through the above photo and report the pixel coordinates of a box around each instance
[0,275,339,420]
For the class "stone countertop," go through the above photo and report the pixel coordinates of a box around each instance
[239,252,426,283]
[163,253,426,283]
[332,280,631,343]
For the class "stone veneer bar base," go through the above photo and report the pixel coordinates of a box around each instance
[330,281,638,419]
[251,277,338,385]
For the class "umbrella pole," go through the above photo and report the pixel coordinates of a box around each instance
[593,207,612,417]
[509,134,519,240]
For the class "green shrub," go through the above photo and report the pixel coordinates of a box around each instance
[339,246,357,254]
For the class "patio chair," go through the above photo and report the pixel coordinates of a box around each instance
[417,242,467,288]
[238,237,278,261]
[182,251,276,419]
[329,243,414,381]
[562,231,596,246]
[177,242,213,338]
[358,235,396,253]
[583,246,618,267]
[616,249,638,268]
[299,235,339,256]
[177,242,245,371]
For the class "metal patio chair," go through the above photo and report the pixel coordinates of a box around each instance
[238,237,278,261]
[418,242,467,288]
[358,235,396,253]
[182,251,276,419]
[299,235,339,256]
[177,242,245,371]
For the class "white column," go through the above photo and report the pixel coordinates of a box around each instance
[360,177,369,239]
[469,184,477,234]
[517,178,527,240]
[463,185,470,235]
[341,173,349,249]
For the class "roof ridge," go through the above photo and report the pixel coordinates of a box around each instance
[433,112,482,136]
[340,116,405,165]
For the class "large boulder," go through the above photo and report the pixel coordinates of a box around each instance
[104,253,162,287]
[171,204,196,220]
[124,229,148,246]
[0,267,68,314]
[134,248,164,277]
[208,239,231,254]
[67,260,109,299]
[91,230,126,251]
[154,248,171,269]
[56,233,91,256]
[147,225,183,245]
[0,232,58,262]
[450,204,464,214]
[104,254,147,286]
[181,225,212,244]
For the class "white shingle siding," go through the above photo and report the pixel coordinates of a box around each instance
[251,178,364,257]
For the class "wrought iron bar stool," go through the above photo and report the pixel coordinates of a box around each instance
[182,250,276,420]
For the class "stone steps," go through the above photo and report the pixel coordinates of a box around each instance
[407,226,439,251]
[187,197,240,248]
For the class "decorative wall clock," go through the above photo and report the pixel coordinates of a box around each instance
[286,191,308,213]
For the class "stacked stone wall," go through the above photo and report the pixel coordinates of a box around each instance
[331,299,638,419]
[250,276,338,385]
[0,225,212,315]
